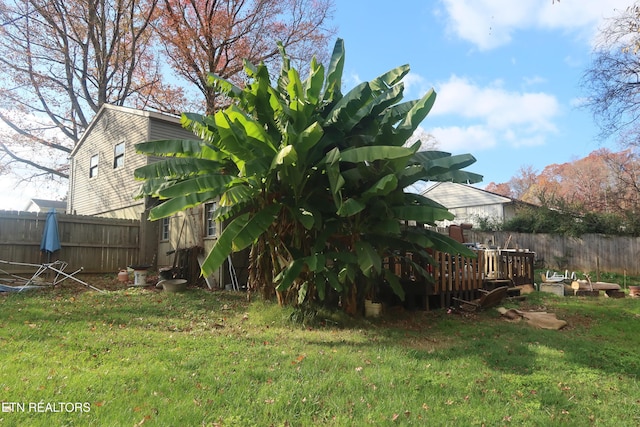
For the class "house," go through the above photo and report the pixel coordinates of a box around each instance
[421,181,526,228]
[24,198,67,213]
[67,104,228,287]
[68,104,197,220]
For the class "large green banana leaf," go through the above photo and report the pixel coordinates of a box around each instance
[201,203,281,276]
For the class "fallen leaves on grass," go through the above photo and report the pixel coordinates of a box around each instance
[291,354,306,365]
[134,415,151,426]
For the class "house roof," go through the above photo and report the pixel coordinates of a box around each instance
[25,198,67,211]
[70,104,183,157]
[421,182,514,209]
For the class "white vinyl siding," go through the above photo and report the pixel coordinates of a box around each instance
[68,105,196,219]
[69,108,148,218]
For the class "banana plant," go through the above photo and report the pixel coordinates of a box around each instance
[135,38,482,312]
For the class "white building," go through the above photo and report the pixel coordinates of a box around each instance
[421,182,526,228]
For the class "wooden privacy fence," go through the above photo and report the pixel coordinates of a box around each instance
[0,211,141,274]
[466,230,640,275]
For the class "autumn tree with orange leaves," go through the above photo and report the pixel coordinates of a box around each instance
[0,0,335,186]
[486,148,640,235]
[156,0,335,114]
[0,0,189,181]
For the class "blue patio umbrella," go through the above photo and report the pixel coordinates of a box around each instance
[40,209,61,261]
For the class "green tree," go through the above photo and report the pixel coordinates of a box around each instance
[135,39,482,313]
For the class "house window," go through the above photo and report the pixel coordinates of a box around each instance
[205,201,217,237]
[160,217,170,241]
[113,142,125,169]
[89,154,99,178]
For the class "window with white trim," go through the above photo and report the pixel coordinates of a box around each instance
[205,202,217,237]
[160,217,170,241]
[113,142,125,169]
[89,154,99,178]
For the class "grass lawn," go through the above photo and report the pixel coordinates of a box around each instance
[1,277,639,426]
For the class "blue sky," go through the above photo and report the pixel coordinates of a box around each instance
[333,0,633,187]
[0,0,633,209]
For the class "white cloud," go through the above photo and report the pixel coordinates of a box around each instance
[523,75,546,86]
[433,76,559,129]
[439,0,634,50]
[402,72,430,96]
[430,125,497,153]
[422,75,559,152]
[345,71,362,89]
[0,173,66,211]
[570,96,587,108]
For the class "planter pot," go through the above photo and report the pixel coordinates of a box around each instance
[117,270,129,283]
[629,285,640,298]
[364,299,382,318]
[157,279,187,293]
[132,270,148,287]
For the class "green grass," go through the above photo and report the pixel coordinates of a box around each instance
[1,283,639,426]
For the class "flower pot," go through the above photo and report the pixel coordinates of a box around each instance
[117,270,129,283]
[157,279,187,293]
[364,299,382,318]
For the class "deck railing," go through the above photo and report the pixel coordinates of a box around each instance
[384,249,485,309]
[484,249,535,286]
[384,247,537,310]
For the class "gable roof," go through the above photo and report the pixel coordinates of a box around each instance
[25,198,67,212]
[421,182,514,209]
[70,104,183,157]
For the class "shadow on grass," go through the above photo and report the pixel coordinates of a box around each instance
[400,300,640,380]
[0,286,250,341]
[3,287,639,380]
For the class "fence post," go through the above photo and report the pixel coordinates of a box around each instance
[140,210,159,270]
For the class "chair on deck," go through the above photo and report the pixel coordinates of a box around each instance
[452,286,508,312]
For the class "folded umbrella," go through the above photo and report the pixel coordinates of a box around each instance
[40,209,61,260]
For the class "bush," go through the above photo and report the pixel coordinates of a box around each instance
[502,205,640,236]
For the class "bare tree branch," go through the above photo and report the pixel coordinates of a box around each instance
[0,0,186,182]
[582,4,640,147]
[0,142,68,178]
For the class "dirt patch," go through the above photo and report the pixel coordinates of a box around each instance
[41,273,213,294]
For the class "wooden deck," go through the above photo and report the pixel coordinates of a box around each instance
[383,248,536,310]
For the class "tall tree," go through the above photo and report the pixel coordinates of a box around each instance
[493,149,640,215]
[582,3,640,147]
[484,182,513,198]
[485,165,539,202]
[0,0,186,181]
[155,0,335,114]
[135,39,481,313]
